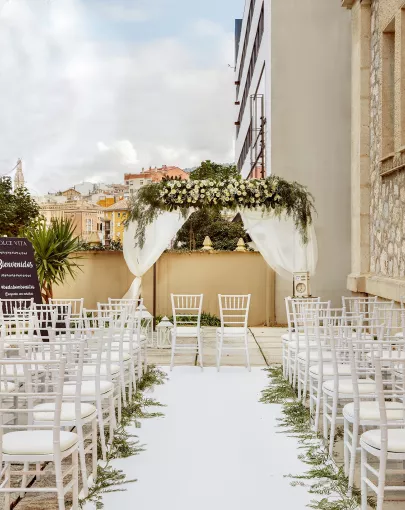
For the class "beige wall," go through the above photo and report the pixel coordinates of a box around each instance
[53,251,275,326]
[271,0,352,318]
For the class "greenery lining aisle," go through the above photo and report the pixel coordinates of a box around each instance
[79,366,167,509]
[260,366,376,510]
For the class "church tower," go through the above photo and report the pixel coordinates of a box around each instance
[14,159,25,189]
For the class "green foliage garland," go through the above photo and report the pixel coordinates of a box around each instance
[260,366,376,510]
[127,175,315,249]
[79,366,167,509]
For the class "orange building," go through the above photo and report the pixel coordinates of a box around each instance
[124,165,189,193]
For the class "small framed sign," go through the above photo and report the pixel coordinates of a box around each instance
[0,237,42,310]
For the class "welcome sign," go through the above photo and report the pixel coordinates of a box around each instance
[0,237,42,306]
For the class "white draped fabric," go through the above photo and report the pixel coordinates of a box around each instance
[123,211,190,298]
[123,208,318,297]
[239,209,318,280]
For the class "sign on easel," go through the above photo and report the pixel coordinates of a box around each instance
[0,237,42,308]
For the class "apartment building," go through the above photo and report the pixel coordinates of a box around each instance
[125,165,189,194]
[235,0,352,318]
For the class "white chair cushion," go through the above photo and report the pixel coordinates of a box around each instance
[2,430,78,455]
[361,429,405,453]
[298,351,333,361]
[112,342,141,352]
[172,327,201,336]
[366,350,405,361]
[91,352,131,362]
[216,327,247,336]
[63,380,114,397]
[0,382,16,392]
[309,364,352,377]
[83,364,120,376]
[33,402,96,422]
[344,401,404,422]
[323,378,376,395]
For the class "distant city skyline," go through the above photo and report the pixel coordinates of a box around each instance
[0,0,245,194]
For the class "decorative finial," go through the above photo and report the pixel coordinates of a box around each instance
[235,238,247,252]
[202,236,214,251]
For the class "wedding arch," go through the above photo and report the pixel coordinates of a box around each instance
[123,175,318,298]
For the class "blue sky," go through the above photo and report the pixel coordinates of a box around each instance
[84,0,245,43]
[0,0,246,192]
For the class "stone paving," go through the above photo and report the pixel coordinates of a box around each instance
[148,326,284,368]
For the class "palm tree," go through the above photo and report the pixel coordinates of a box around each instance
[23,219,82,303]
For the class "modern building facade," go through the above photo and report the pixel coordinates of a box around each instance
[342,0,405,302]
[235,0,352,319]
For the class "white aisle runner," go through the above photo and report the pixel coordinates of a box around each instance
[90,367,313,510]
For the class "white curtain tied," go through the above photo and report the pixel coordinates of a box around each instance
[123,211,190,298]
[240,209,318,280]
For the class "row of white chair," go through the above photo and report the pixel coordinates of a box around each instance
[169,293,251,371]
[0,297,148,509]
[281,297,405,510]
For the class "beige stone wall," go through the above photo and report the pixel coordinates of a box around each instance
[369,0,405,278]
[53,251,275,326]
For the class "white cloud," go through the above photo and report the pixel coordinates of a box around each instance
[0,0,235,192]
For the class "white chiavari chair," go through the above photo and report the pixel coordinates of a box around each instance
[343,337,405,495]
[0,359,79,510]
[108,298,149,368]
[50,298,84,319]
[18,335,98,497]
[170,294,203,370]
[322,324,384,456]
[307,308,356,431]
[0,298,34,320]
[216,294,251,372]
[96,304,142,395]
[291,300,331,396]
[360,356,405,510]
[282,297,321,380]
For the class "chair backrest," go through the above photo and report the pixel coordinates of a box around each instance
[373,356,405,454]
[0,298,34,318]
[218,294,251,330]
[284,297,321,334]
[50,298,84,318]
[0,359,66,460]
[342,296,377,316]
[171,294,203,329]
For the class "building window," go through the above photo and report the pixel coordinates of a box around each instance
[236,0,257,95]
[237,122,253,171]
[117,212,121,218]
[382,19,395,158]
[237,6,264,135]
[140,180,144,186]
[117,222,121,227]
[86,218,92,232]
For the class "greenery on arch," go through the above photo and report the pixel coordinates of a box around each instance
[127,166,315,249]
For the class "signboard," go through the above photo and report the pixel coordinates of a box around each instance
[0,237,42,307]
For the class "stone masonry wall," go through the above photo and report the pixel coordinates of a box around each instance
[369,0,405,278]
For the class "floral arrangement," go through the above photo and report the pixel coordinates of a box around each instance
[127,175,315,249]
